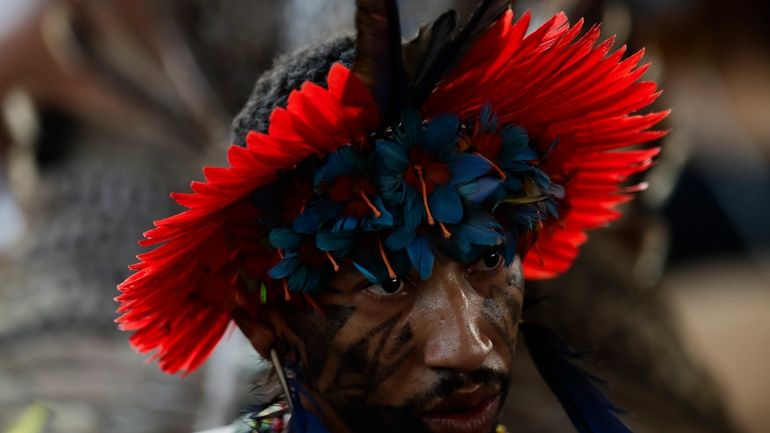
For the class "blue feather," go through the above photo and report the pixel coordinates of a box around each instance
[452,234,473,258]
[269,228,303,250]
[407,234,434,279]
[314,146,359,186]
[285,369,331,433]
[369,196,395,227]
[378,174,406,206]
[424,113,460,156]
[268,255,300,279]
[499,125,531,151]
[545,198,561,219]
[287,266,310,292]
[479,103,498,132]
[522,323,633,433]
[503,176,524,193]
[453,210,502,247]
[395,108,424,148]
[315,232,357,256]
[404,190,424,229]
[446,153,491,184]
[456,177,502,204]
[548,182,566,200]
[385,225,416,250]
[428,185,463,224]
[333,215,360,232]
[292,203,342,233]
[375,140,409,172]
[352,261,378,283]
[532,169,553,190]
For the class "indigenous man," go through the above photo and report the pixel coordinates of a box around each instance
[116,1,667,432]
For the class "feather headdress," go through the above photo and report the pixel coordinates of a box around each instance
[117,0,667,390]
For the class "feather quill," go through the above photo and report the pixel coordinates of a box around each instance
[352,0,408,122]
[521,323,633,433]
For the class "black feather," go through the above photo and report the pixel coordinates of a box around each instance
[521,323,634,433]
[407,0,511,107]
[352,0,408,122]
[402,10,457,86]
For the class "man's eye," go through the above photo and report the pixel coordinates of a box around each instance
[469,248,503,274]
[363,276,405,296]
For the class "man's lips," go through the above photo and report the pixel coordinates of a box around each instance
[417,386,501,433]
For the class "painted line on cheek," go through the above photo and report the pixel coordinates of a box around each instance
[386,323,415,358]
[326,312,410,397]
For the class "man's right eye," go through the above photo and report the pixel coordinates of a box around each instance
[468,246,504,275]
[363,276,405,297]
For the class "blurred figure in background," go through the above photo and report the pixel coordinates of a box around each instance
[0,0,767,432]
[0,1,272,431]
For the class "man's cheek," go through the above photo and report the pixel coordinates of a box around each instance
[481,284,522,360]
[318,314,422,405]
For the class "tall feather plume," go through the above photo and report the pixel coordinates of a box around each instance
[402,10,457,86]
[407,0,511,107]
[521,323,634,433]
[352,0,408,122]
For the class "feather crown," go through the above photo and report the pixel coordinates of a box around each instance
[117,0,667,375]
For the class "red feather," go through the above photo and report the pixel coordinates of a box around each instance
[116,64,379,374]
[423,10,667,279]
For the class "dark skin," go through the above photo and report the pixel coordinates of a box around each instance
[236,250,524,433]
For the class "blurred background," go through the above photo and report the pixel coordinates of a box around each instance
[0,0,768,432]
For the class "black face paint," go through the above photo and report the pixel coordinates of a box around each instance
[269,264,521,433]
[281,304,356,382]
[387,323,414,358]
[326,311,415,398]
[279,307,417,398]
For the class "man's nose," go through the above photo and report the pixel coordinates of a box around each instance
[420,265,493,372]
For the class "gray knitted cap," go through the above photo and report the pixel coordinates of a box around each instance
[231,36,356,145]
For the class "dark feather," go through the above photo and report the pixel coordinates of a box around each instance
[402,10,457,85]
[352,0,407,122]
[521,323,634,433]
[453,0,511,57]
[408,0,511,107]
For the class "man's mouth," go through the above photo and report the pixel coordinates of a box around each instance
[417,386,501,433]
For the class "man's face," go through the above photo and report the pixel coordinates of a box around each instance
[271,248,523,433]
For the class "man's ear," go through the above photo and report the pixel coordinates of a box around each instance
[233,309,275,358]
